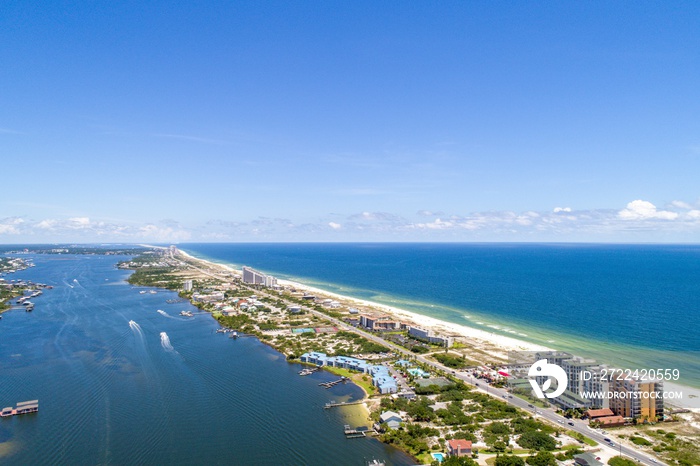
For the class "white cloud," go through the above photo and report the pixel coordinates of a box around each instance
[670,200,693,210]
[328,222,342,230]
[553,207,572,213]
[139,224,192,242]
[412,218,454,230]
[68,217,92,228]
[618,200,678,220]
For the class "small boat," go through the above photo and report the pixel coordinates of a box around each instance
[26,304,34,312]
[149,290,157,294]
[179,310,193,317]
[139,291,147,294]
[229,332,238,339]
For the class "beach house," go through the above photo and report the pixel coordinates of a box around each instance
[446,439,472,457]
[378,411,402,430]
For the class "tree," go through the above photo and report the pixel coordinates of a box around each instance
[439,456,478,466]
[517,430,557,451]
[494,455,525,466]
[526,451,557,466]
[608,457,637,466]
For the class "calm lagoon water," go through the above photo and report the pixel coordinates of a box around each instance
[0,254,414,465]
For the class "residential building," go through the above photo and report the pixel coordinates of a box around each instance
[585,408,614,420]
[370,365,398,394]
[183,280,193,292]
[242,266,277,287]
[408,326,454,347]
[610,377,664,422]
[192,291,225,303]
[359,314,405,331]
[595,415,626,427]
[574,453,604,466]
[447,439,472,457]
[379,411,402,430]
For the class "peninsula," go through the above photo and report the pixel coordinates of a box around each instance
[117,246,699,466]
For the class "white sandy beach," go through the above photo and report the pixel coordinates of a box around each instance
[176,247,700,411]
[176,248,550,354]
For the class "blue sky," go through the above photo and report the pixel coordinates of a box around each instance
[2,1,699,243]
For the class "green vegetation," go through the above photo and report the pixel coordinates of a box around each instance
[565,430,597,446]
[433,352,469,369]
[517,430,557,451]
[494,455,525,466]
[608,457,637,466]
[630,435,652,446]
[127,267,182,289]
[334,331,388,353]
[526,451,557,466]
[432,456,478,466]
[381,423,439,456]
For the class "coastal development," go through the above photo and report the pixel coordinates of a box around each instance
[113,246,699,466]
[1,246,697,465]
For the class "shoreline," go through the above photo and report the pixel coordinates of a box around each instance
[178,247,700,412]
[178,248,551,355]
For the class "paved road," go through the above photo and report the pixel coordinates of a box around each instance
[173,250,663,466]
[303,306,664,466]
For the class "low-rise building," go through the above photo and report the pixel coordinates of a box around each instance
[360,314,406,331]
[379,411,402,430]
[595,415,626,427]
[447,439,472,456]
[192,291,225,303]
[586,408,614,420]
[574,453,604,466]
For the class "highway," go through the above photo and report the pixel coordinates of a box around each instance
[173,249,663,466]
[303,306,664,466]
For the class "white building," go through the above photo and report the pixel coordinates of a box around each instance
[242,266,277,287]
[183,280,193,292]
[408,326,454,347]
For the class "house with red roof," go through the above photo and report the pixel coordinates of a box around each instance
[447,439,472,456]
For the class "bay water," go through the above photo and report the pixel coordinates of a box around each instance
[0,253,414,465]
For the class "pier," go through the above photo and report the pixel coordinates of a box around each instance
[1,400,39,417]
[343,425,368,438]
[324,400,366,409]
[318,377,348,389]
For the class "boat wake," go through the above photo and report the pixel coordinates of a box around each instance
[129,320,144,341]
[157,310,172,318]
[160,332,175,352]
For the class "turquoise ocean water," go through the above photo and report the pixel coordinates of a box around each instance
[181,243,700,391]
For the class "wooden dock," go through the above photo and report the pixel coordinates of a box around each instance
[324,400,366,409]
[343,425,368,438]
[319,377,348,389]
[1,400,39,417]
